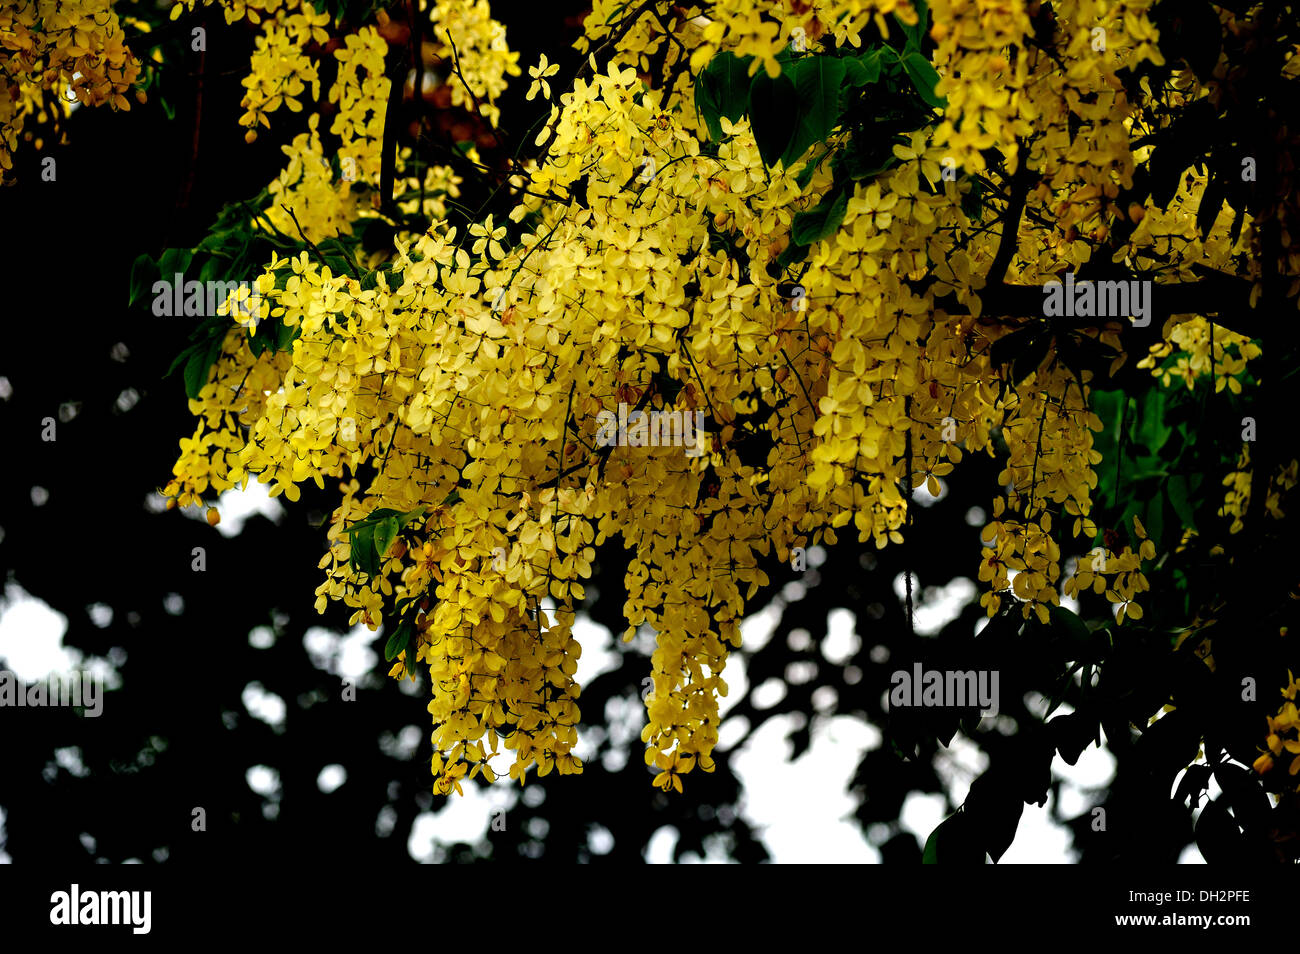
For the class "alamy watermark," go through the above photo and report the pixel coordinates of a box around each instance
[1043,271,1151,327]
[0,670,104,717]
[889,663,1000,717]
[595,403,707,457]
[50,884,151,934]
[151,274,263,320]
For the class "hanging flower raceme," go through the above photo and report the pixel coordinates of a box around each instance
[155,0,1281,799]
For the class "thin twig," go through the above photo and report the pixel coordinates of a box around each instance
[281,205,361,281]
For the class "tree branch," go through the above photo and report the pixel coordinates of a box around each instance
[985,147,1035,288]
[378,32,409,217]
[931,269,1267,344]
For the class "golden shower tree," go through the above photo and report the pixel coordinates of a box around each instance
[10,0,1299,860]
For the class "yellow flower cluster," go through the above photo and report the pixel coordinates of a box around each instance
[931,0,1162,221]
[325,25,389,179]
[155,0,1215,795]
[1219,447,1299,535]
[426,0,520,128]
[169,0,303,27]
[238,8,327,142]
[264,112,365,241]
[1060,516,1154,623]
[0,0,143,176]
[928,0,1035,175]
[910,0,1176,620]
[976,365,1109,622]
[1254,671,1300,787]
[583,0,917,81]
[197,0,467,245]
[395,146,463,222]
[168,310,289,509]
[1139,316,1261,393]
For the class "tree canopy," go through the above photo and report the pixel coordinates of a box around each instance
[4,0,1300,863]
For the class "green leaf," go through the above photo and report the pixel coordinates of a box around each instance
[1134,387,1172,452]
[198,257,220,285]
[1167,473,1197,532]
[1196,175,1226,241]
[129,254,157,307]
[322,237,363,280]
[397,507,427,530]
[794,144,832,190]
[402,633,420,675]
[963,768,1025,862]
[247,313,301,357]
[694,52,755,141]
[1049,605,1091,648]
[835,133,899,181]
[748,69,799,168]
[349,524,380,578]
[782,56,847,167]
[247,323,271,358]
[344,508,399,532]
[384,620,413,662]
[182,336,224,400]
[247,314,277,356]
[902,51,945,108]
[768,239,811,277]
[961,173,986,222]
[791,187,849,245]
[373,515,399,562]
[1142,487,1164,549]
[345,504,430,585]
[158,247,194,280]
[922,811,986,864]
[166,343,197,379]
[844,49,884,88]
[197,227,236,256]
[921,823,941,864]
[275,317,298,353]
[894,0,930,53]
[167,313,227,380]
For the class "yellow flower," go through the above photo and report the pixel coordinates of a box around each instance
[526,53,559,101]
